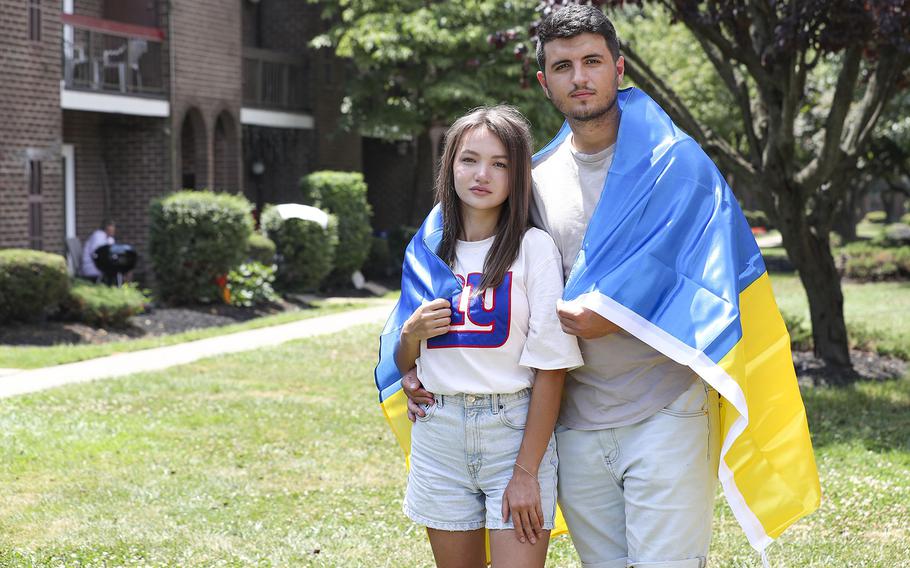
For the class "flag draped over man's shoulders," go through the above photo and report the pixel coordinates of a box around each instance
[533,86,821,553]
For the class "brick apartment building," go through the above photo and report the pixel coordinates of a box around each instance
[0,0,361,279]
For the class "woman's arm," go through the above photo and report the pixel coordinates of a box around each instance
[394,298,452,374]
[502,368,566,545]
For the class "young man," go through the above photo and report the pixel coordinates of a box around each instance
[527,6,718,567]
[403,4,819,567]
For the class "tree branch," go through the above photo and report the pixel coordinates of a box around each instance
[691,33,764,168]
[623,44,757,185]
[796,46,862,189]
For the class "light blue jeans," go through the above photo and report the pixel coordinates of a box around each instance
[556,379,721,568]
[403,388,559,531]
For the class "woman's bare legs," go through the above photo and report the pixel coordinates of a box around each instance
[427,528,487,568]
[490,529,550,568]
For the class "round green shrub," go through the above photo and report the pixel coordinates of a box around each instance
[864,210,887,224]
[883,223,910,246]
[246,233,276,265]
[227,262,280,307]
[743,209,772,229]
[0,249,69,322]
[835,241,910,281]
[64,281,148,327]
[261,205,338,292]
[149,190,253,304]
[300,171,373,283]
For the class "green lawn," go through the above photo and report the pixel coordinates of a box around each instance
[0,298,385,370]
[1,323,907,566]
[769,272,910,360]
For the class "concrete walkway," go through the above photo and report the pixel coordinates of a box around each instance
[0,301,394,399]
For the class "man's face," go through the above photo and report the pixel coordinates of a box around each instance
[536,33,624,122]
[105,224,116,237]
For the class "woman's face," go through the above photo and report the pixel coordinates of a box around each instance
[452,126,511,218]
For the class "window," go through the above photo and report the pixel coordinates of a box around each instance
[28,160,43,250]
[28,0,42,42]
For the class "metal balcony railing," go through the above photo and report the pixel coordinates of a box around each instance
[242,47,310,112]
[61,14,167,97]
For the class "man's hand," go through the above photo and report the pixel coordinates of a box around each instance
[556,300,620,339]
[402,367,435,423]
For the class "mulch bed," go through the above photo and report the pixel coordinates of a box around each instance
[0,297,310,347]
[793,349,907,386]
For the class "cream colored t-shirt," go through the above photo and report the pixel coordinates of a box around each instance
[416,228,583,395]
[532,135,695,429]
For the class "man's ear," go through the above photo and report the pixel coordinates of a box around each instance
[536,70,550,99]
[615,55,625,85]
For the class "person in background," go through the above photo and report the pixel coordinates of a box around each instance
[80,219,116,282]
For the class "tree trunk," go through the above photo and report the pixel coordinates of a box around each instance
[407,130,436,226]
[781,221,854,383]
[881,187,905,224]
[833,188,859,243]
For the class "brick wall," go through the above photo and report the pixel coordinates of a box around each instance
[170,0,242,193]
[104,114,170,279]
[256,0,361,172]
[63,111,106,240]
[0,0,64,253]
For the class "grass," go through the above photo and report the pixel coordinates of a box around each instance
[0,298,388,370]
[769,272,910,359]
[1,323,908,566]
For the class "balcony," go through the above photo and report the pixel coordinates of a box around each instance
[61,13,169,117]
[242,47,310,113]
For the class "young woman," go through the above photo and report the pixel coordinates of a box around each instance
[395,106,583,568]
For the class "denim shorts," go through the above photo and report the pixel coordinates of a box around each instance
[555,379,720,568]
[403,388,558,531]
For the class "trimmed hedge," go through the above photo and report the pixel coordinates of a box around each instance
[864,210,887,224]
[64,281,148,327]
[835,242,910,281]
[743,209,773,230]
[883,223,910,246]
[0,249,70,322]
[149,190,253,304]
[300,171,373,283]
[261,205,338,292]
[246,233,276,265]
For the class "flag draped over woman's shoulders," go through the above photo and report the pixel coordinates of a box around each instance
[533,87,821,553]
[374,206,460,462]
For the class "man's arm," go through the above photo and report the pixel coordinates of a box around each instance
[556,300,621,339]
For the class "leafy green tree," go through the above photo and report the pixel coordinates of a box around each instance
[520,0,910,376]
[313,0,563,224]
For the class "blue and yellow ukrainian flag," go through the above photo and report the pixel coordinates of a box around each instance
[534,87,820,552]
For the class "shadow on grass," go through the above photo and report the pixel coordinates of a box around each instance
[801,378,910,453]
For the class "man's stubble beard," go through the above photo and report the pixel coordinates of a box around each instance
[559,90,617,123]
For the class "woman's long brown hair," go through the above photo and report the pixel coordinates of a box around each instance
[434,105,533,292]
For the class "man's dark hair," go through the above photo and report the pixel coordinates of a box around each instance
[536,4,620,71]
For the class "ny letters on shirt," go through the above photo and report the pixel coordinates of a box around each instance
[428,272,513,349]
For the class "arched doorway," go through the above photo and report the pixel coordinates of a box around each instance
[213,110,239,192]
[179,107,207,189]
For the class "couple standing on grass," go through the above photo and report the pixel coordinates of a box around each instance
[375,5,821,568]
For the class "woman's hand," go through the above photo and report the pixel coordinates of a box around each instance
[402,298,452,341]
[502,465,544,545]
